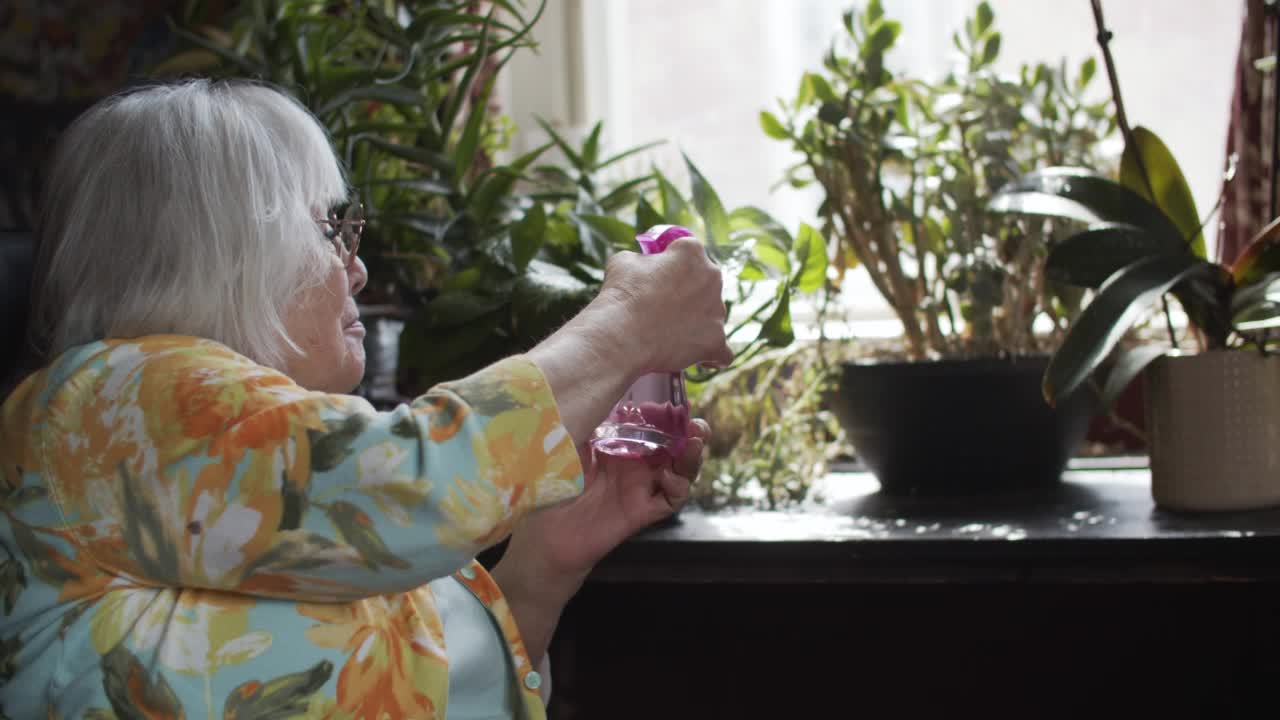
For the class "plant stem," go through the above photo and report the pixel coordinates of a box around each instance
[1160,294,1179,347]
[1270,0,1280,220]
[1089,0,1155,200]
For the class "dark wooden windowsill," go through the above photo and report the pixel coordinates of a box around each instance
[591,462,1280,585]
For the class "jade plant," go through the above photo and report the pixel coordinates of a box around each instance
[763,0,1115,359]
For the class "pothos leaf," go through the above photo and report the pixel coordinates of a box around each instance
[792,223,828,293]
[759,287,795,347]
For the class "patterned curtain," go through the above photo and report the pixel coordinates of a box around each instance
[1220,0,1278,264]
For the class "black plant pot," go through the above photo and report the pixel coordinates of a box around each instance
[831,356,1096,496]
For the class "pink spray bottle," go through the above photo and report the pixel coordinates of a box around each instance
[590,225,695,459]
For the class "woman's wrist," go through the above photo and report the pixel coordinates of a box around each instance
[494,530,589,607]
[526,296,647,446]
[490,535,587,664]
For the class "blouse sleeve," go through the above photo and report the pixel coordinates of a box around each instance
[40,338,584,602]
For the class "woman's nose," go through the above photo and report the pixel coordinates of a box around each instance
[349,256,368,295]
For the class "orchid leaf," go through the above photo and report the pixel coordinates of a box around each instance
[1044,253,1216,405]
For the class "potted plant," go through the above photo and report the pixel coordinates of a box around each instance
[988,2,1280,512]
[154,0,555,398]
[155,1,823,427]
[762,0,1116,495]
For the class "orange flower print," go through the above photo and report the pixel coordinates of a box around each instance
[300,591,448,719]
[420,396,468,443]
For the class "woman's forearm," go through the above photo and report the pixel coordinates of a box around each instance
[490,538,587,664]
[526,295,644,447]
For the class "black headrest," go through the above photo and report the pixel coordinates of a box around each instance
[0,232,34,385]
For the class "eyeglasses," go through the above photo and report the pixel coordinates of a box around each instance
[315,202,365,268]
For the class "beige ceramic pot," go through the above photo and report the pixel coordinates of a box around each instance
[1145,350,1280,511]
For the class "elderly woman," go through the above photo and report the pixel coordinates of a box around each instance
[0,79,730,719]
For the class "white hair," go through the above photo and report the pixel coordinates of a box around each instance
[31,78,348,369]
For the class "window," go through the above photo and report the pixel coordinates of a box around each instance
[502,0,1244,335]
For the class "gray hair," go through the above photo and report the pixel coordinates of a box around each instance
[31,78,348,369]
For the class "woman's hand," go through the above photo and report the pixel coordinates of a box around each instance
[490,420,709,663]
[517,417,707,578]
[528,237,731,447]
[598,238,733,373]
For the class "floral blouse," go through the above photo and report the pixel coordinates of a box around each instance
[0,335,585,719]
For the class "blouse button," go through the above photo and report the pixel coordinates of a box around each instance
[459,566,477,580]
[524,671,542,691]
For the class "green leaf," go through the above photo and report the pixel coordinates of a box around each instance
[599,176,654,213]
[224,659,334,719]
[816,102,846,126]
[420,291,507,330]
[467,141,552,221]
[866,0,885,24]
[579,214,638,252]
[535,116,584,170]
[1079,56,1097,89]
[1170,263,1234,346]
[364,177,453,195]
[805,73,839,104]
[792,223,828,293]
[1044,253,1217,405]
[315,84,427,117]
[327,500,410,571]
[1098,344,1167,412]
[168,23,265,76]
[149,48,222,76]
[865,20,902,57]
[737,260,768,281]
[359,136,454,176]
[582,121,603,169]
[980,32,1001,66]
[729,206,793,251]
[753,242,790,276]
[654,169,696,228]
[380,213,450,242]
[309,415,370,473]
[759,288,795,347]
[683,153,730,250]
[1045,224,1184,288]
[598,139,666,171]
[1119,126,1205,257]
[455,73,499,182]
[760,110,789,140]
[1230,216,1280,285]
[510,203,546,272]
[1233,300,1280,332]
[636,197,665,233]
[512,260,596,345]
[1231,271,1280,331]
[989,167,1184,242]
[102,645,183,719]
[975,2,994,35]
[440,8,493,142]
